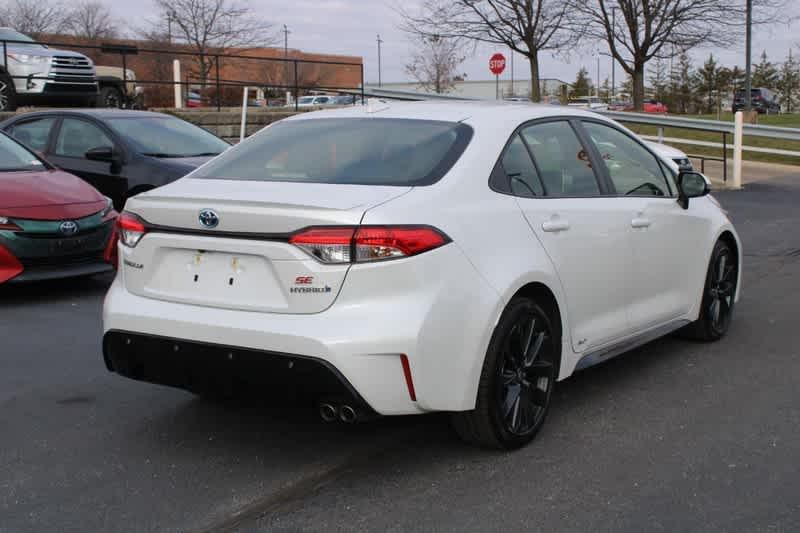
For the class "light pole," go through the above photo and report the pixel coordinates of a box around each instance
[376,34,384,87]
[596,51,601,99]
[610,7,616,100]
[745,0,752,112]
[283,24,291,94]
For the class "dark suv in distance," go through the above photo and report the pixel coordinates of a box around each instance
[732,88,781,114]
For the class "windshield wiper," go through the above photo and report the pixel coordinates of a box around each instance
[183,152,221,157]
[142,152,221,158]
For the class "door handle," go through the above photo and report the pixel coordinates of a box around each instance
[631,218,652,228]
[542,219,570,232]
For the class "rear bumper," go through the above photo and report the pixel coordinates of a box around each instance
[103,330,373,410]
[103,243,502,415]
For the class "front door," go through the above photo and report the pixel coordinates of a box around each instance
[580,120,703,331]
[47,117,129,207]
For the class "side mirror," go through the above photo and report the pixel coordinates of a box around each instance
[677,171,710,209]
[85,145,116,163]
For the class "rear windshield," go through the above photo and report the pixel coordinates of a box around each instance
[192,118,474,186]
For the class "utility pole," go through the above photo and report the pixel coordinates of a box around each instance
[376,34,383,87]
[510,49,514,98]
[283,24,291,92]
[596,52,601,99]
[610,7,616,100]
[745,0,753,112]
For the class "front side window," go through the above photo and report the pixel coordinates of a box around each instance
[583,122,672,197]
[9,117,56,153]
[193,118,473,186]
[55,119,114,158]
[520,121,601,197]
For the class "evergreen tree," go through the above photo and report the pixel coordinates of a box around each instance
[729,66,746,93]
[600,77,611,101]
[670,52,696,114]
[752,50,779,89]
[778,50,800,113]
[695,53,719,114]
[570,67,592,98]
[647,57,669,104]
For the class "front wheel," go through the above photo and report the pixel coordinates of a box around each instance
[99,86,123,108]
[452,297,558,449]
[683,240,738,341]
[0,73,17,111]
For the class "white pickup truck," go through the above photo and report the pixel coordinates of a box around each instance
[0,28,97,111]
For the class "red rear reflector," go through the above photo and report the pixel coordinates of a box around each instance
[400,354,417,402]
[103,219,119,267]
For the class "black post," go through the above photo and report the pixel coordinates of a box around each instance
[3,41,7,71]
[215,55,221,112]
[293,60,299,111]
[121,53,128,99]
[745,0,752,113]
[360,63,365,105]
[723,132,728,182]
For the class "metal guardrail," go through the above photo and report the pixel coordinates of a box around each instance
[600,110,800,142]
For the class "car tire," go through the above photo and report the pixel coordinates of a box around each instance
[100,86,123,108]
[682,240,738,342]
[452,297,558,449]
[0,72,18,112]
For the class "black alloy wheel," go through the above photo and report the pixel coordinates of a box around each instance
[683,240,738,341]
[452,297,558,449]
[0,73,17,111]
[496,310,555,436]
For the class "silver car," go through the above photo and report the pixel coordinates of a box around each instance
[0,28,98,111]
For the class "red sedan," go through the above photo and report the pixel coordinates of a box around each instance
[0,133,117,284]
[643,100,668,113]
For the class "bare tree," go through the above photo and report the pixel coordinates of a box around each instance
[0,0,67,37]
[571,0,788,111]
[405,36,466,94]
[399,0,575,102]
[146,0,275,84]
[65,1,118,40]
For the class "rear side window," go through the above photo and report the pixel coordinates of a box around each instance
[499,135,544,197]
[9,118,56,153]
[193,118,474,186]
[520,121,601,197]
[55,118,114,158]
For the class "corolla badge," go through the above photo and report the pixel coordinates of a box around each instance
[198,209,219,229]
[59,220,78,236]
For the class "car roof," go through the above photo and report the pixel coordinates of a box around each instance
[1,109,175,122]
[284,99,608,127]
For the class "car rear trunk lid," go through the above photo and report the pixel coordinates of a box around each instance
[121,179,411,314]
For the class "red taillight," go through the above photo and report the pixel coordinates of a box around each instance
[289,225,449,264]
[103,219,119,267]
[117,211,147,248]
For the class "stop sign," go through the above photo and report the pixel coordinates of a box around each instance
[489,53,506,76]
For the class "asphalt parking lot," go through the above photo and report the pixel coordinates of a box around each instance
[3,174,800,533]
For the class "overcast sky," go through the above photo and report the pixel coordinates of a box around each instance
[107,0,799,86]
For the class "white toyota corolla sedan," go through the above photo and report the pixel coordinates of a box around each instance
[103,101,741,449]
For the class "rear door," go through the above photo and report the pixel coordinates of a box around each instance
[5,116,57,156]
[507,119,635,352]
[48,117,130,206]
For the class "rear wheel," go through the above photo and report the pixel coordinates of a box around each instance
[100,86,123,108]
[452,297,558,449]
[683,240,737,341]
[0,73,17,111]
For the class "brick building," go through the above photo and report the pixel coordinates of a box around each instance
[39,35,363,107]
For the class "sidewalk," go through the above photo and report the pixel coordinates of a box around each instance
[692,158,800,189]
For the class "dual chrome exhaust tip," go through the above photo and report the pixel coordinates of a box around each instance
[319,402,360,423]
